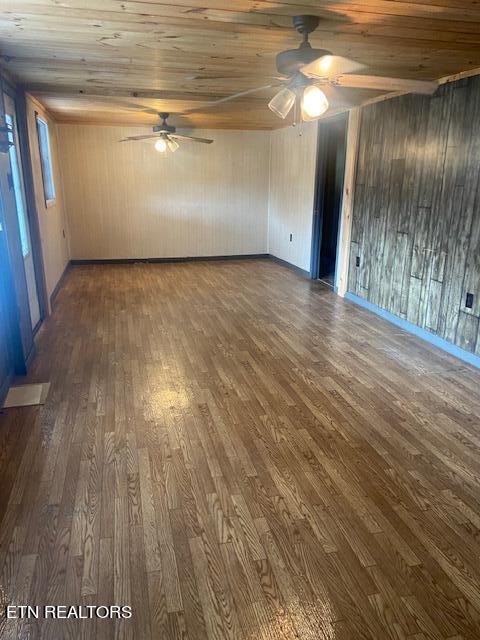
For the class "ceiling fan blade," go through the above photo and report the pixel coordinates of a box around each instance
[302,55,366,80]
[170,134,214,144]
[180,84,283,116]
[119,134,159,142]
[166,136,179,152]
[318,84,358,109]
[109,97,160,116]
[336,74,438,95]
[320,84,355,108]
[186,73,283,80]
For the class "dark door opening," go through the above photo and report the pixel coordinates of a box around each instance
[310,113,348,287]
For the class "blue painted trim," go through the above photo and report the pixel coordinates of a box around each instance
[345,292,480,370]
[50,261,71,308]
[0,372,12,408]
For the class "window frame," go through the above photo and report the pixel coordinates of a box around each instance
[35,114,56,206]
[5,112,31,258]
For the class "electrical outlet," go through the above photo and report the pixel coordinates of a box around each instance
[466,292,474,309]
[356,256,360,267]
[289,233,293,242]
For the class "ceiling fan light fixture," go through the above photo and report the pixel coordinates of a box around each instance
[166,137,179,153]
[268,87,296,119]
[301,85,329,121]
[154,137,168,153]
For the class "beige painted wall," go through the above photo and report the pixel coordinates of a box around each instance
[25,94,69,303]
[58,124,270,260]
[268,123,318,272]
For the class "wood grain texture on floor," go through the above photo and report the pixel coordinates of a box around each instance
[0,260,480,640]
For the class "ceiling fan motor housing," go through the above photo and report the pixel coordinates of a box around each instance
[153,112,176,134]
[153,123,176,133]
[292,15,320,36]
[276,15,331,76]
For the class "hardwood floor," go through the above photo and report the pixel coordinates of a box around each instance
[1,259,480,640]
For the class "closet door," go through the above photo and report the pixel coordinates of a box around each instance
[0,186,20,399]
[4,93,41,330]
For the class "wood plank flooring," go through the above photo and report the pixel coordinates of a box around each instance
[1,259,480,640]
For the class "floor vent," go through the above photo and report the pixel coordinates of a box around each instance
[2,382,51,409]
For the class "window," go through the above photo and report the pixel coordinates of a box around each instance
[5,113,30,257]
[36,115,56,203]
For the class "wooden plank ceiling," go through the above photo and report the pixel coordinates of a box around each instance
[1,0,480,129]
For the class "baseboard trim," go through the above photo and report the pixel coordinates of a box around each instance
[25,343,37,370]
[50,262,71,308]
[268,255,311,278]
[69,254,313,278]
[345,292,480,370]
[70,254,270,266]
[0,373,12,409]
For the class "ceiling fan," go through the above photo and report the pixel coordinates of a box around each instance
[119,112,214,153]
[115,15,438,131]
[205,15,438,122]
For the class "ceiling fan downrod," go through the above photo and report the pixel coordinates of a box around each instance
[292,15,320,49]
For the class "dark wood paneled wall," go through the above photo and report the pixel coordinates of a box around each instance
[348,76,480,355]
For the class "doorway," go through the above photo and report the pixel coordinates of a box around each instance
[4,93,41,330]
[310,113,348,287]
